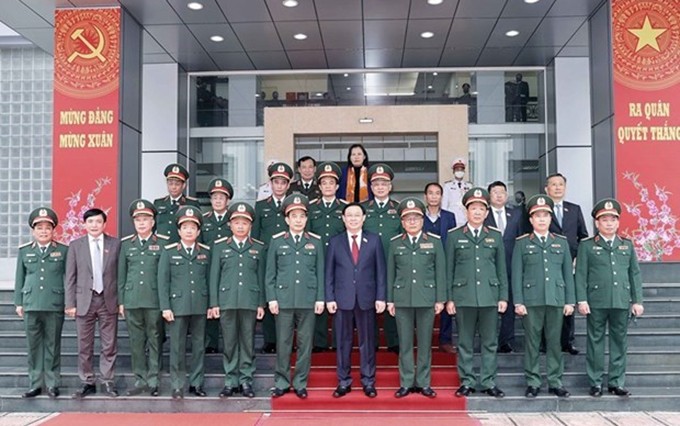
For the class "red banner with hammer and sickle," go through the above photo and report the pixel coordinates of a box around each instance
[53,8,121,242]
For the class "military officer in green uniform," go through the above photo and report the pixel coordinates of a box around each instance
[266,194,325,399]
[153,163,201,243]
[308,161,346,351]
[287,156,321,200]
[446,187,508,398]
[209,201,265,399]
[253,161,294,353]
[512,195,575,398]
[118,199,168,397]
[387,198,446,398]
[14,207,68,399]
[201,178,234,353]
[361,163,402,352]
[158,206,215,399]
[576,198,643,397]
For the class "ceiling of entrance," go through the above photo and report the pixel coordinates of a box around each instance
[0,0,603,71]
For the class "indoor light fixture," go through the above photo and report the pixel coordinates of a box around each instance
[359,117,374,124]
[187,2,203,10]
[505,30,520,37]
[294,33,307,40]
[524,0,540,3]
[420,31,434,39]
[210,35,224,42]
[427,0,444,4]
[282,0,299,7]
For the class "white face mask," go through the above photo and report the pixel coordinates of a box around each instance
[454,171,465,180]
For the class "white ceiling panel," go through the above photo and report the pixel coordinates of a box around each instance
[216,0,271,23]
[20,0,61,25]
[402,48,442,67]
[525,17,585,47]
[188,23,243,52]
[144,24,205,57]
[445,18,495,49]
[143,52,176,64]
[408,0,459,19]
[404,19,451,49]
[166,0,227,24]
[119,0,183,25]
[485,17,543,48]
[231,22,283,51]
[326,48,364,68]
[315,0,362,20]
[365,48,402,68]
[547,0,605,17]
[476,46,521,66]
[502,0,556,18]
[566,22,589,47]
[363,0,410,20]
[266,0,317,22]
[1,0,52,29]
[249,50,290,69]
[143,30,165,54]
[14,27,53,53]
[456,0,506,18]
[176,50,218,71]
[364,20,407,49]
[513,46,561,66]
[211,51,254,69]
[319,20,363,49]
[439,47,481,66]
[287,49,327,69]
[557,45,589,57]
[276,21,324,50]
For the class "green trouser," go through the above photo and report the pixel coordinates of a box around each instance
[220,309,257,387]
[169,314,206,389]
[126,308,162,388]
[274,309,315,390]
[263,309,276,345]
[24,311,64,389]
[586,308,629,388]
[456,306,499,389]
[375,313,399,348]
[523,306,564,388]
[313,309,334,348]
[205,318,220,350]
[395,307,435,388]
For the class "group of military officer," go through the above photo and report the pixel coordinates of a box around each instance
[14,157,644,400]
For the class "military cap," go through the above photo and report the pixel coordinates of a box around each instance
[176,205,202,227]
[129,199,157,217]
[164,163,189,181]
[592,198,621,219]
[228,201,255,222]
[316,161,342,182]
[268,162,294,181]
[526,194,554,216]
[28,207,58,228]
[368,163,394,182]
[462,187,490,208]
[451,157,466,169]
[282,193,309,215]
[398,197,426,217]
[208,178,234,198]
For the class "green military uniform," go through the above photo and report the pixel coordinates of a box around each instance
[14,208,68,394]
[253,162,294,351]
[512,195,575,392]
[575,199,643,391]
[288,179,321,200]
[154,163,201,243]
[201,178,235,352]
[158,206,211,392]
[387,198,446,391]
[118,199,167,394]
[209,202,266,393]
[361,163,402,349]
[308,162,346,349]
[446,188,508,391]
[265,195,325,392]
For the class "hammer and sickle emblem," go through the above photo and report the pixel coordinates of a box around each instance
[68,26,106,63]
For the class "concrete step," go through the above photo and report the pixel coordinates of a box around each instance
[494,366,680,388]
[642,283,680,298]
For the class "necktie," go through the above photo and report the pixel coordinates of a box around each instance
[92,238,103,294]
[411,236,418,246]
[275,199,281,209]
[540,236,546,244]
[172,199,178,206]
[294,235,300,245]
[608,240,613,248]
[473,229,479,239]
[216,214,222,222]
[187,247,193,256]
[325,202,331,209]
[351,235,360,264]
[304,183,310,190]
[555,204,563,227]
[40,246,46,254]
[140,239,147,246]
[378,202,384,209]
[496,210,506,234]
[238,241,243,250]
[458,182,461,189]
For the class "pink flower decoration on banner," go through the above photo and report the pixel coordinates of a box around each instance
[58,177,112,244]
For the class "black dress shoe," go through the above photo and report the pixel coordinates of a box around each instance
[241,384,255,398]
[363,386,377,398]
[455,385,474,397]
[394,387,410,398]
[149,387,159,397]
[126,386,148,396]
[22,388,42,398]
[549,386,570,398]
[73,384,97,399]
[410,386,422,393]
[172,388,184,399]
[608,386,631,396]
[261,343,276,354]
[497,343,514,353]
[219,386,234,398]
[332,385,351,398]
[481,386,505,398]
[295,388,308,399]
[188,386,207,397]
[562,345,579,355]
[525,386,540,398]
[312,346,328,353]
[421,387,437,398]
[387,346,400,354]
[47,387,60,398]
[270,387,290,398]
[589,386,603,397]
[102,382,118,397]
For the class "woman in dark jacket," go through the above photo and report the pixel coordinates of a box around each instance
[337,144,373,203]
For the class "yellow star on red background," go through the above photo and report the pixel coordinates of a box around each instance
[628,15,668,52]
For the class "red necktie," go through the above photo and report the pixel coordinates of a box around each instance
[351,234,360,264]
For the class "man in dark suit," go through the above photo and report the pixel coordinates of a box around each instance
[325,203,387,399]
[484,181,527,353]
[546,173,588,355]
[422,182,457,354]
[65,208,121,398]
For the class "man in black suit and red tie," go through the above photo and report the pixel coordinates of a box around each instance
[484,181,528,354]
[325,203,387,399]
[546,173,588,355]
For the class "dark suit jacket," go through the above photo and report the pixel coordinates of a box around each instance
[549,200,588,259]
[65,234,121,316]
[423,209,457,246]
[484,205,528,276]
[325,230,386,311]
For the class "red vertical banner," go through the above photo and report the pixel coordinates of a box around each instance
[53,8,121,243]
[612,0,680,261]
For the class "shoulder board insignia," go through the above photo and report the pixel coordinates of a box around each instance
[197,243,210,250]
[554,234,568,240]
[272,231,286,239]
[165,243,179,249]
[203,211,212,217]
[251,238,265,246]
[121,234,135,241]
[391,233,404,241]
[153,196,167,204]
[18,241,33,248]
[448,224,465,233]
[156,234,170,240]
[214,236,230,244]
[338,199,348,204]
[186,195,198,200]
[310,198,320,204]
[426,232,441,239]
[516,233,530,240]
[443,180,453,184]
[580,236,595,242]
[306,232,321,240]
[618,234,631,242]
[486,226,501,234]
[55,241,69,247]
